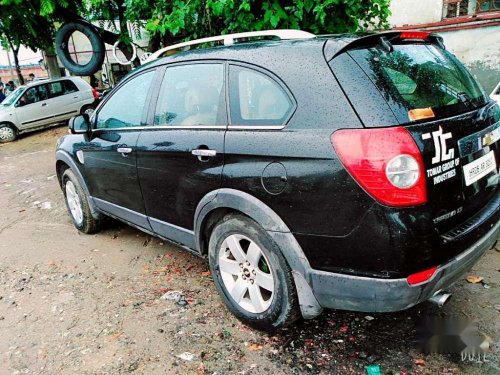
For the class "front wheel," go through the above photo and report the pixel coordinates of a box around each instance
[208,214,300,330]
[0,124,17,143]
[62,169,101,234]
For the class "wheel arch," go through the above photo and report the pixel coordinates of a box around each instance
[0,121,19,132]
[194,188,323,319]
[55,149,102,220]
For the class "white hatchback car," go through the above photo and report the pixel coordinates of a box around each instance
[0,76,97,142]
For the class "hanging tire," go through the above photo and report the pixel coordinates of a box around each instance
[208,214,300,330]
[55,21,105,76]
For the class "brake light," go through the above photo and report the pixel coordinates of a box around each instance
[407,266,438,286]
[92,88,99,100]
[331,127,427,206]
[400,31,430,40]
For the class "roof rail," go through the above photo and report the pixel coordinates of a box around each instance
[142,29,315,64]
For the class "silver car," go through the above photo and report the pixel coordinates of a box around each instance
[0,76,96,142]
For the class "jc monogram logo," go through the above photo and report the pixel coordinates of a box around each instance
[422,126,454,164]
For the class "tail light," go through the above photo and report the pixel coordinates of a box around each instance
[407,266,438,286]
[400,31,430,40]
[331,127,427,207]
[92,88,99,100]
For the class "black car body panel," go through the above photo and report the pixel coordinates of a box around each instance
[56,33,499,316]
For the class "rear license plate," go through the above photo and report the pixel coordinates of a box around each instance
[463,151,496,186]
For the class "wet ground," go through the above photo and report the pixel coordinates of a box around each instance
[0,127,499,374]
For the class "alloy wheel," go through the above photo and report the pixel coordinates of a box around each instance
[218,234,275,313]
[65,180,84,225]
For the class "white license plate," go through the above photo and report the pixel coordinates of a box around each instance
[463,151,497,186]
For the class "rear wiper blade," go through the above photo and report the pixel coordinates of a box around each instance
[457,92,472,106]
[378,37,393,53]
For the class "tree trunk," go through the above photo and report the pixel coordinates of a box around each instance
[7,39,24,85]
[12,49,24,85]
[43,50,62,79]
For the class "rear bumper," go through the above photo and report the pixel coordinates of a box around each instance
[308,218,499,312]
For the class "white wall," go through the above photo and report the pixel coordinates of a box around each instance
[389,0,443,27]
[0,46,42,66]
[441,26,500,92]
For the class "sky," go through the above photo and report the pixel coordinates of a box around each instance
[0,46,43,66]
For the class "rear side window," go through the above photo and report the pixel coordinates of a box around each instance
[154,63,225,126]
[346,43,488,124]
[229,65,293,126]
[47,81,65,98]
[64,80,78,94]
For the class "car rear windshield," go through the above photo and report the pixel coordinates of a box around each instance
[348,43,488,123]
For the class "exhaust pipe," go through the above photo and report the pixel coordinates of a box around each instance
[429,291,452,307]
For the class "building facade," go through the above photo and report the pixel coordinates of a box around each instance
[389,0,500,93]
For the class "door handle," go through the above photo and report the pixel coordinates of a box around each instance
[191,149,217,157]
[117,147,132,156]
[73,95,79,99]
[41,103,47,107]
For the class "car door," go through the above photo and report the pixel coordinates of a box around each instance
[136,62,227,247]
[46,80,81,122]
[81,69,157,230]
[14,84,52,130]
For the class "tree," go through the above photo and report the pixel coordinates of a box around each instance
[1,0,391,79]
[0,1,57,83]
[143,0,391,42]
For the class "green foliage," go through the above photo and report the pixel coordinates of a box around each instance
[0,0,58,51]
[145,0,391,41]
[0,0,391,54]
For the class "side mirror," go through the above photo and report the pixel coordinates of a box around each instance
[69,114,91,134]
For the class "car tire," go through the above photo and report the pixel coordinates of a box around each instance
[81,105,95,117]
[208,214,300,330]
[0,123,17,143]
[55,21,105,76]
[62,169,101,234]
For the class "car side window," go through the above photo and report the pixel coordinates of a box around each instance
[47,81,65,98]
[63,80,79,94]
[18,85,48,106]
[229,65,293,126]
[96,70,155,129]
[154,63,225,126]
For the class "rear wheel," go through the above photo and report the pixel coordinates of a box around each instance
[0,124,17,143]
[62,169,101,233]
[208,214,300,330]
[81,105,95,117]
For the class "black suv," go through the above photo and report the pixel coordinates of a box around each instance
[56,31,499,330]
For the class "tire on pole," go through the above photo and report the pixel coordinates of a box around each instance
[55,21,105,76]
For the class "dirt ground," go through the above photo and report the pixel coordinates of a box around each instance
[0,126,499,375]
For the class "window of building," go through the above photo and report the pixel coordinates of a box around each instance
[443,0,471,18]
[443,0,499,19]
[477,0,500,12]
